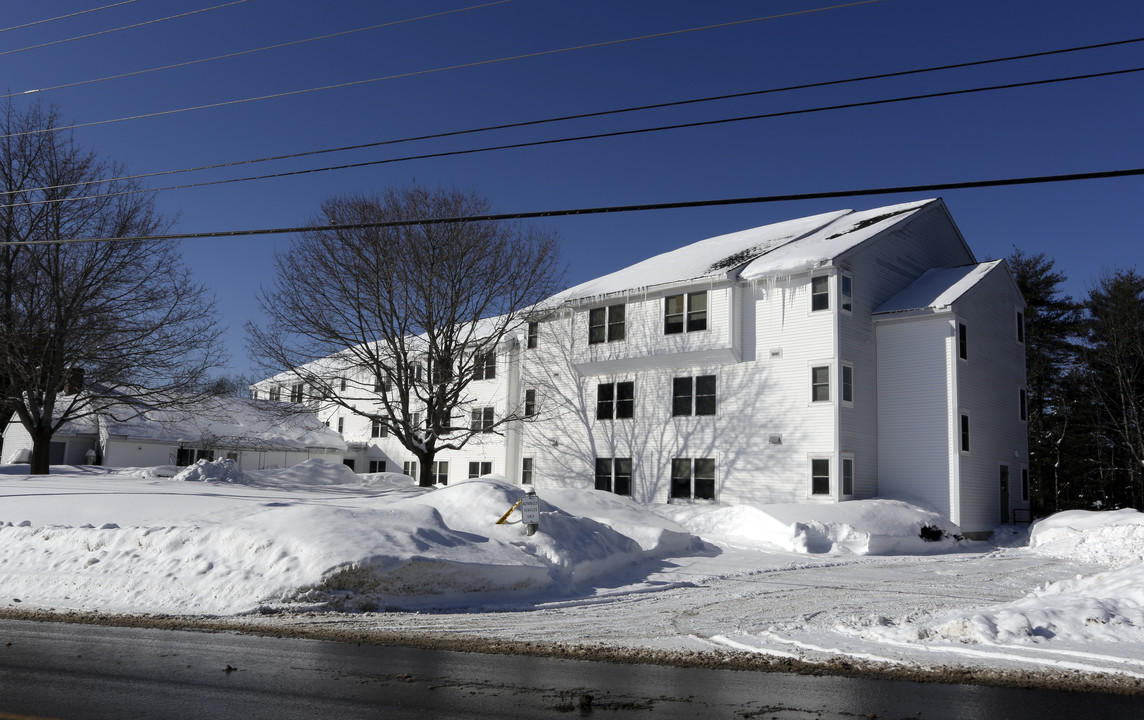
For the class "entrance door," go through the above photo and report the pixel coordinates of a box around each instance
[999,465,1010,525]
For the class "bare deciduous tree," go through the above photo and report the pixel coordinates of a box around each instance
[247,184,562,487]
[0,101,224,473]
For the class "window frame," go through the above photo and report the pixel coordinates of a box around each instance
[811,365,831,403]
[672,375,717,417]
[664,291,709,335]
[594,457,632,496]
[468,461,493,479]
[597,381,634,420]
[521,457,534,485]
[811,457,831,496]
[960,413,970,453]
[670,457,716,500]
[431,460,449,485]
[370,418,388,438]
[368,460,386,473]
[589,304,626,345]
[473,350,496,381]
[841,364,853,404]
[810,275,830,312]
[1020,388,1028,422]
[524,388,537,417]
[471,406,495,433]
[958,322,968,361]
[526,321,538,349]
[403,460,418,478]
[1016,310,1025,344]
[841,456,854,496]
[840,274,853,313]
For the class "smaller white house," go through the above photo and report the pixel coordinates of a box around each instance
[3,391,346,470]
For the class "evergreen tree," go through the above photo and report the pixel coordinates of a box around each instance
[1007,249,1082,515]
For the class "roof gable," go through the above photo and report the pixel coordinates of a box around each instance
[874,260,1005,316]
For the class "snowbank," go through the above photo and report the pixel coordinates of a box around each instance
[657,498,964,554]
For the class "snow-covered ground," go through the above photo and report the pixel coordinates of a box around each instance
[3,460,1143,686]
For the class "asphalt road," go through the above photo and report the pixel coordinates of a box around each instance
[1,619,1139,719]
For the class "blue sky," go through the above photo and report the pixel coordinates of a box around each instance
[6,0,1143,377]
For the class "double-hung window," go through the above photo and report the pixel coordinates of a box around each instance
[589,304,625,344]
[521,458,534,485]
[811,366,831,402]
[371,418,388,438]
[664,291,708,334]
[811,458,830,495]
[431,461,449,485]
[527,321,539,349]
[1016,311,1025,344]
[811,276,830,311]
[524,388,537,417]
[671,458,715,500]
[289,383,304,403]
[958,323,968,361]
[672,376,716,416]
[471,407,495,433]
[473,351,496,380]
[595,457,632,495]
[368,460,386,473]
[841,365,853,404]
[468,461,493,478]
[597,381,634,420]
[840,274,853,312]
[960,413,970,452]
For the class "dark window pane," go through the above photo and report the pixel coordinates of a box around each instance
[597,383,615,420]
[811,458,830,495]
[589,308,606,344]
[694,458,715,499]
[958,323,968,360]
[842,458,854,495]
[687,291,707,331]
[594,458,612,491]
[841,275,853,312]
[842,365,853,403]
[614,458,632,496]
[672,377,692,416]
[695,375,716,415]
[664,294,684,334]
[527,321,538,349]
[608,304,626,342]
[671,458,692,499]
[615,381,634,419]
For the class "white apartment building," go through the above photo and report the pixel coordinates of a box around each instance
[264,198,1028,536]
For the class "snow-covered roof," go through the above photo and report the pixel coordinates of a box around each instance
[551,199,937,303]
[873,260,1003,316]
[53,391,346,452]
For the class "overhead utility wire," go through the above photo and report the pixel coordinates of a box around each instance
[0,0,251,57]
[8,0,517,99]
[0,0,885,138]
[12,33,1144,199]
[0,1,141,34]
[7,64,1141,211]
[7,167,1144,247]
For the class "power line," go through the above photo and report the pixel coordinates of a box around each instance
[6,166,1144,247]
[5,32,1141,197]
[6,63,1140,210]
[0,0,252,57]
[6,0,517,100]
[0,1,141,34]
[0,0,885,138]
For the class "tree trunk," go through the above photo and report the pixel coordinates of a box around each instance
[416,448,436,487]
[29,425,53,475]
